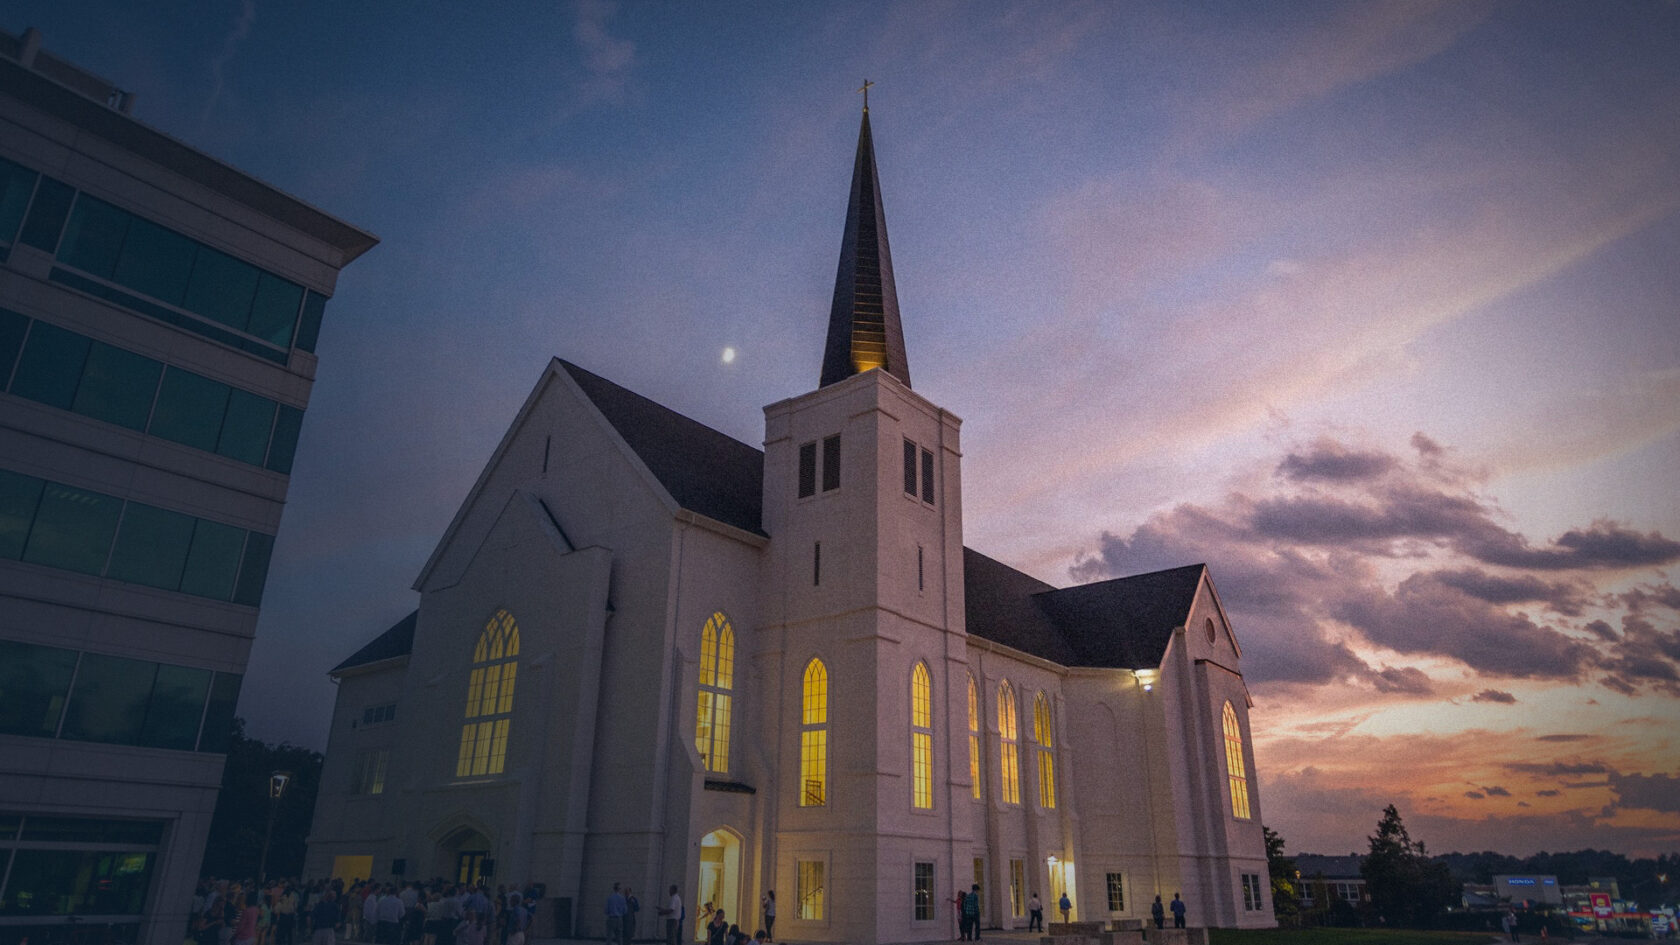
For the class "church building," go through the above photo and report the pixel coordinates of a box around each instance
[305,107,1273,941]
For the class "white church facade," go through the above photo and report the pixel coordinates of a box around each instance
[305,109,1273,941]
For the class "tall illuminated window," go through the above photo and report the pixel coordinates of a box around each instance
[910,662,933,809]
[997,680,1020,805]
[1223,701,1252,819]
[1034,692,1057,809]
[456,609,519,777]
[967,675,982,800]
[695,612,735,773]
[801,659,828,806]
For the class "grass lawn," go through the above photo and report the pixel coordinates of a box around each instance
[1209,929,1500,945]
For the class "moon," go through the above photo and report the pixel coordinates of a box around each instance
[721,347,737,364]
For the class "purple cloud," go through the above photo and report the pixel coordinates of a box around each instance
[1472,689,1516,704]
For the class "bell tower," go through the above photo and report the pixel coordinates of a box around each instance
[760,99,974,944]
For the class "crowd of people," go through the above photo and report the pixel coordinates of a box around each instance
[189,878,544,945]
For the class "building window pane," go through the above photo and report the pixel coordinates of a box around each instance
[111,217,196,306]
[18,176,73,253]
[60,653,156,745]
[1009,859,1025,917]
[233,531,275,606]
[0,468,45,560]
[911,662,932,810]
[72,341,161,431]
[0,158,39,244]
[265,405,305,474]
[1223,702,1252,820]
[0,307,28,384]
[248,272,304,347]
[921,448,935,504]
[998,681,1020,805]
[178,519,245,599]
[356,749,390,795]
[141,664,212,750]
[797,441,816,498]
[1106,874,1124,912]
[1034,692,1057,809]
[106,503,195,591]
[456,610,518,777]
[914,862,935,921]
[821,434,841,491]
[183,244,260,331]
[295,291,328,353]
[217,388,276,465]
[11,319,91,410]
[800,659,828,806]
[796,861,825,921]
[903,439,917,495]
[197,672,242,752]
[2,849,156,917]
[149,368,230,453]
[696,612,735,773]
[55,194,129,279]
[0,640,77,737]
[967,675,982,800]
[23,481,121,575]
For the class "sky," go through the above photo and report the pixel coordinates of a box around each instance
[14,1,1678,860]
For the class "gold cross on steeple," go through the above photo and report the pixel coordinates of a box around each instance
[858,78,874,111]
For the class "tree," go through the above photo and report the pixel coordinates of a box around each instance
[1361,805,1458,928]
[1264,825,1301,927]
[199,718,324,880]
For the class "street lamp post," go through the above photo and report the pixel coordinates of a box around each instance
[259,771,292,883]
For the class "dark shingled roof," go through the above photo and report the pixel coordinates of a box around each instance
[964,548,1205,670]
[559,360,766,536]
[332,610,417,674]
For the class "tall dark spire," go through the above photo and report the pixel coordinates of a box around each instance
[820,105,910,389]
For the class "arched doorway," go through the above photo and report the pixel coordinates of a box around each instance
[438,826,494,886]
[696,829,741,940]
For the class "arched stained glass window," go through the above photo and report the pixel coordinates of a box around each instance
[997,680,1020,805]
[1034,692,1056,809]
[1223,701,1252,820]
[801,659,828,806]
[967,674,982,800]
[456,609,519,777]
[911,662,933,809]
[695,612,735,773]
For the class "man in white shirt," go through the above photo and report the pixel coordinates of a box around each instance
[658,886,683,945]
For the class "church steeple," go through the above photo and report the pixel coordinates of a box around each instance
[820,100,911,389]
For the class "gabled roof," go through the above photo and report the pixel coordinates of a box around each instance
[820,108,911,389]
[559,360,765,536]
[331,610,417,674]
[964,548,1206,670]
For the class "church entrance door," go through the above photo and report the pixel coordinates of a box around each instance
[696,829,740,941]
[436,825,494,885]
[1048,858,1077,922]
[457,850,490,885]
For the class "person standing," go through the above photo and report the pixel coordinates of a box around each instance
[1057,892,1071,925]
[625,887,639,945]
[310,891,340,945]
[1170,893,1185,929]
[1150,895,1164,930]
[759,890,774,942]
[605,884,627,945]
[1027,892,1042,932]
[963,885,981,941]
[658,885,683,945]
